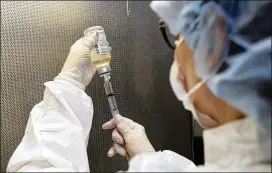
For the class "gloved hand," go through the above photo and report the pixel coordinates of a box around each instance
[54,26,103,89]
[102,114,155,159]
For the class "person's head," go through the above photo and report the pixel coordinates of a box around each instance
[152,1,246,129]
[173,34,245,129]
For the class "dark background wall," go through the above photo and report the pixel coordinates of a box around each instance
[1,1,193,172]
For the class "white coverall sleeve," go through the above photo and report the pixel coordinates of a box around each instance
[128,150,196,172]
[6,79,93,172]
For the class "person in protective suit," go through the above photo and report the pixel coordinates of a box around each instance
[7,1,271,172]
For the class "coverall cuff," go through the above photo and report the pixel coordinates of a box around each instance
[54,72,86,90]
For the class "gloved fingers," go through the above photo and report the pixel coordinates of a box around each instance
[83,32,98,49]
[107,146,116,157]
[112,128,124,145]
[102,114,135,131]
[115,114,135,129]
[70,37,85,52]
[84,26,103,36]
[102,118,116,130]
[113,142,126,157]
[115,114,135,135]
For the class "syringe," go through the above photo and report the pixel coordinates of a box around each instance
[100,71,119,117]
[84,26,119,117]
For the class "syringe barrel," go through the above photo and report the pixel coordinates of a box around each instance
[102,73,119,117]
[107,95,119,117]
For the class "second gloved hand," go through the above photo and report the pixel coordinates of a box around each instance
[55,26,104,89]
[102,114,155,159]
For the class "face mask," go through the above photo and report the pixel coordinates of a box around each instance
[169,62,219,129]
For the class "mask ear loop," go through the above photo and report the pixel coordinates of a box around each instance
[185,80,206,99]
[183,62,220,100]
[175,36,206,99]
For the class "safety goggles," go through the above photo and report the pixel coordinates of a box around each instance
[159,20,177,50]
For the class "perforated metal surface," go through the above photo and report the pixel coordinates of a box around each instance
[1,1,193,172]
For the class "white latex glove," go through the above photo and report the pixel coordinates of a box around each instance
[102,114,155,159]
[54,26,103,89]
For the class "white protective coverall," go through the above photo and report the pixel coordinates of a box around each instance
[127,117,271,172]
[7,28,99,172]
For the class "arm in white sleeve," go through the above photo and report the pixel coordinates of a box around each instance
[128,150,196,172]
[7,79,93,172]
[102,115,196,172]
[6,26,104,172]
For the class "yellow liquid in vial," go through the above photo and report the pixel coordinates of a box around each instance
[90,48,111,69]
